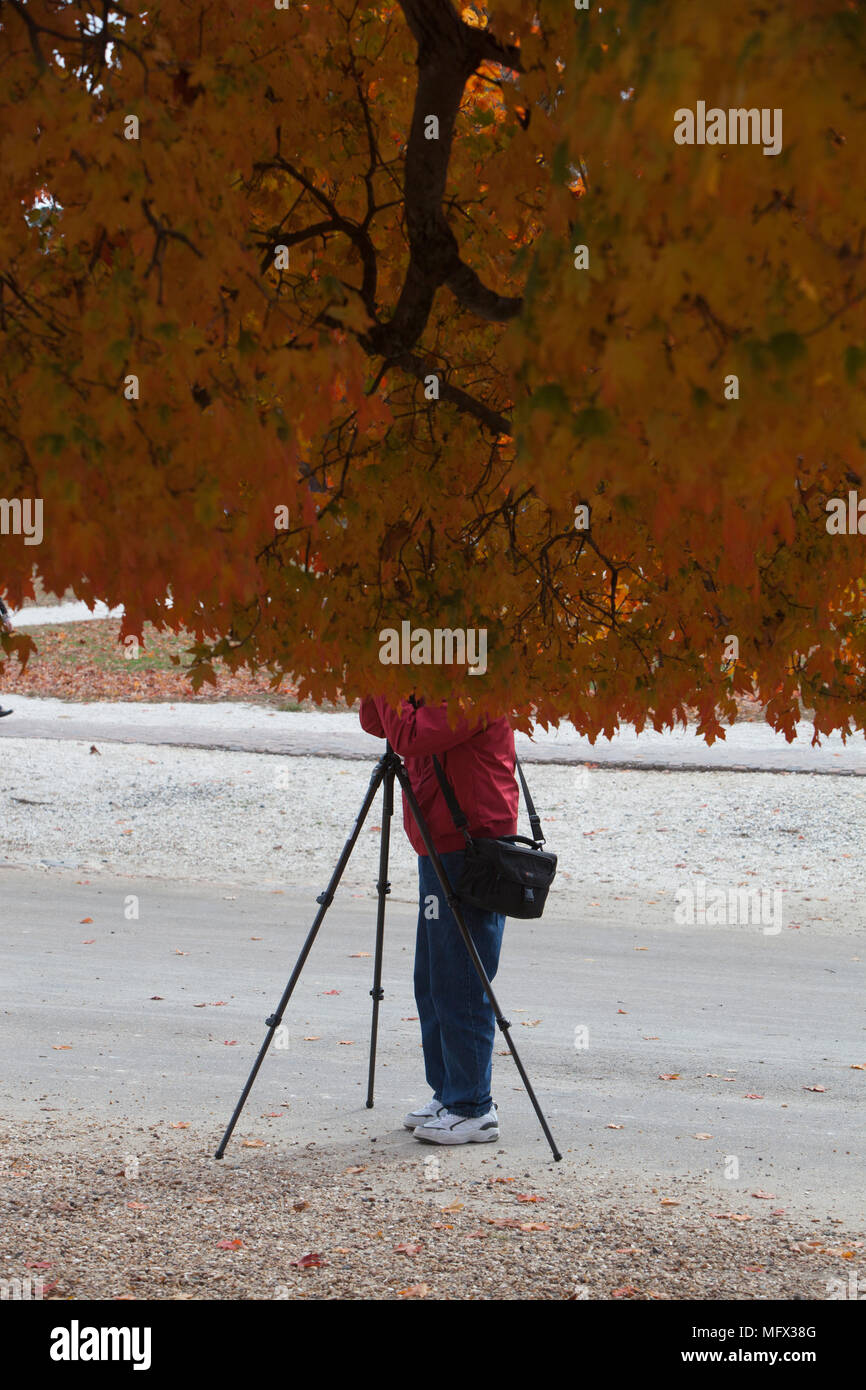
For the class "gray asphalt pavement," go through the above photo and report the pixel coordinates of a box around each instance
[2,868,863,1227]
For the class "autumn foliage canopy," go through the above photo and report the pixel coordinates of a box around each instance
[1,0,864,740]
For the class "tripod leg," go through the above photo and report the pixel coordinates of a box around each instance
[365,760,395,1108]
[392,759,562,1163]
[214,752,390,1159]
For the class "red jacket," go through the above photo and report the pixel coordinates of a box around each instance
[359,696,518,856]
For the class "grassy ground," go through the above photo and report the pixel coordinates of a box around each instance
[0,619,325,708]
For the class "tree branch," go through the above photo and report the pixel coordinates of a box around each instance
[367,0,523,357]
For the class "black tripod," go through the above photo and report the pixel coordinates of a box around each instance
[214,743,561,1162]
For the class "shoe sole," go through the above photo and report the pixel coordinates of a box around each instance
[413,1126,500,1145]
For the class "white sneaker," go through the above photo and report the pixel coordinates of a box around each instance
[414,1107,499,1145]
[403,1098,446,1130]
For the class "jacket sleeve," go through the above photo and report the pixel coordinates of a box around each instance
[368,696,482,758]
[359,696,386,737]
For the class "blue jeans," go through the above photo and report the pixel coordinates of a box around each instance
[414,851,506,1118]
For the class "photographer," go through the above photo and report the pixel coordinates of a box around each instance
[359,694,518,1145]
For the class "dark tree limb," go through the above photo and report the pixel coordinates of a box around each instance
[366,0,524,358]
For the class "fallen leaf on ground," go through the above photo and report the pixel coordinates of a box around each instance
[750,1191,776,1199]
[612,1286,640,1298]
[242,1139,267,1148]
[303,1036,321,1041]
[519,1222,551,1232]
[169,1122,189,1129]
[344,1166,366,1174]
[743,1094,764,1100]
[803,1085,826,1092]
[52,1045,72,1050]
[693,1134,713,1140]
[394,1243,423,1255]
[606,1124,624,1130]
[440,1200,464,1212]
[712,1213,752,1222]
[515,1194,546,1203]
[397,1283,429,1298]
[659,1074,680,1081]
[79,917,93,924]
[659,1198,680,1206]
[321,990,341,995]
[349,952,371,958]
[217,1239,243,1249]
[293,1200,309,1211]
[290,1252,327,1268]
[223,1040,238,1046]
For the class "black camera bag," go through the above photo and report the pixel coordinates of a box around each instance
[431,753,557,919]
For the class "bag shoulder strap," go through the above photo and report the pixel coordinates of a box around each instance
[514,757,545,844]
[432,751,545,846]
[431,753,472,842]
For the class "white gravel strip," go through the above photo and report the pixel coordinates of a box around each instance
[6,601,124,626]
[2,697,864,773]
[1,736,863,934]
